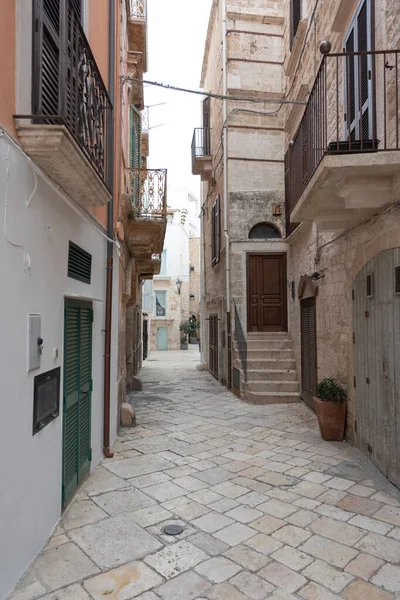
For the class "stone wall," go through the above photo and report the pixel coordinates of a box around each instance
[150,279,189,351]
[189,237,201,320]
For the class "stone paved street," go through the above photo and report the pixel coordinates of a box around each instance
[9,348,400,600]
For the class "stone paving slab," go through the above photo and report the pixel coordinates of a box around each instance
[7,349,400,600]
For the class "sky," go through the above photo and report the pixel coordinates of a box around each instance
[145,0,213,209]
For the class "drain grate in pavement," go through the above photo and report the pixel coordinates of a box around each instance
[164,524,184,536]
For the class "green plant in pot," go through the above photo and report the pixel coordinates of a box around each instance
[314,378,347,441]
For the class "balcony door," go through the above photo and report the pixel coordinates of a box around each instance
[344,0,374,142]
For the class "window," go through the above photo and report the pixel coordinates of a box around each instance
[249,223,282,239]
[366,273,374,298]
[211,196,220,266]
[290,0,302,49]
[190,294,195,300]
[68,241,92,284]
[190,265,195,272]
[155,291,167,317]
[33,368,60,435]
[160,250,167,276]
[395,267,400,294]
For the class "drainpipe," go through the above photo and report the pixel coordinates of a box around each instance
[222,0,232,388]
[200,182,206,364]
[103,0,116,458]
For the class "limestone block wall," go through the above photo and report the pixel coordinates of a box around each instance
[288,207,400,443]
[150,280,189,351]
[189,237,201,319]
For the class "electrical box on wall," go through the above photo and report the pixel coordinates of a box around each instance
[28,314,41,372]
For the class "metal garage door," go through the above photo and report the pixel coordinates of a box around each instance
[301,297,317,409]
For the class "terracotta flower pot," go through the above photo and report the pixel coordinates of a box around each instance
[313,396,347,441]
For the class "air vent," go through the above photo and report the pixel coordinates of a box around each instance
[68,242,92,284]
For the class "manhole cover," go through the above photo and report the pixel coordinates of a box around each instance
[164,524,183,536]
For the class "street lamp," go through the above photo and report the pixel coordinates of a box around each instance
[176,278,182,295]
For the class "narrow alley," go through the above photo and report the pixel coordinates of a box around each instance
[10,349,400,600]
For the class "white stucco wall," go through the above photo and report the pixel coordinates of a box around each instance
[0,134,118,599]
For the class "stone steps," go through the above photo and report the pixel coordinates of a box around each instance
[233,332,301,405]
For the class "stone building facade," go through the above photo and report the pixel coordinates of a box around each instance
[195,0,400,488]
[189,236,201,322]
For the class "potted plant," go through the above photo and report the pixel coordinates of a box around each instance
[314,378,347,441]
[179,320,191,350]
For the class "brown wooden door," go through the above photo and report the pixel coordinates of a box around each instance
[209,315,218,379]
[247,255,287,332]
[301,297,317,409]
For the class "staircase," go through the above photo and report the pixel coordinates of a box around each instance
[235,332,301,405]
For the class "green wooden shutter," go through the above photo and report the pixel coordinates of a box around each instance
[63,299,93,508]
[130,105,142,168]
[78,304,93,483]
[130,105,142,214]
[63,301,80,506]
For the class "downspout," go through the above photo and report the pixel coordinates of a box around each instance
[222,0,231,388]
[103,0,116,458]
[200,182,206,364]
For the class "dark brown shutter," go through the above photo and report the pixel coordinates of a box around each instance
[209,315,219,379]
[203,97,210,130]
[300,297,317,409]
[290,0,301,48]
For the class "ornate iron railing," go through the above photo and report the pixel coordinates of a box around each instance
[130,0,147,20]
[127,169,167,219]
[192,128,211,171]
[21,1,112,186]
[287,49,400,219]
[233,298,247,382]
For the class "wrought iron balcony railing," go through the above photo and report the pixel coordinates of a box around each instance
[127,169,167,219]
[286,49,400,220]
[130,0,147,20]
[191,128,211,171]
[17,1,113,187]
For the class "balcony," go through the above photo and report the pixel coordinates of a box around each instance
[124,169,167,277]
[127,51,145,110]
[128,0,147,70]
[286,50,400,232]
[15,6,112,209]
[191,128,212,181]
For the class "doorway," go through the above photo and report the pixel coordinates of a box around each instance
[247,254,287,332]
[344,0,374,142]
[209,314,219,379]
[157,327,168,350]
[300,297,318,409]
[62,299,93,508]
[353,248,400,488]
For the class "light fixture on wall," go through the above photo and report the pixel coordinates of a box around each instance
[273,204,282,216]
[176,278,182,295]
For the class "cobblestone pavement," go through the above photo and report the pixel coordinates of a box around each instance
[9,348,400,600]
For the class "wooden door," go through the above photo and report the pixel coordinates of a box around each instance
[63,299,93,508]
[247,255,287,332]
[209,315,219,379]
[157,327,168,351]
[353,249,400,488]
[301,297,317,409]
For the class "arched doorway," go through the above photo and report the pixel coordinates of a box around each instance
[353,248,400,487]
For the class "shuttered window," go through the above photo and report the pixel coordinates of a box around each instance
[63,299,93,508]
[68,241,92,284]
[300,297,317,409]
[209,315,219,379]
[211,196,220,267]
[290,0,302,49]
[344,0,373,141]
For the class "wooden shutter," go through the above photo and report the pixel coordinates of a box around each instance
[63,299,93,508]
[300,297,317,409]
[203,97,210,129]
[130,105,142,168]
[33,0,61,119]
[209,315,218,379]
[212,196,220,266]
[78,304,93,484]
